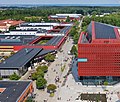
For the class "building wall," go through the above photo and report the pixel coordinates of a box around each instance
[17,82,34,102]
[0,69,19,77]
[78,43,120,76]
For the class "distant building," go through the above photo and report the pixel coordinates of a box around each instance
[48,14,81,21]
[78,21,120,83]
[0,19,24,32]
[0,81,33,102]
[0,24,72,51]
[16,22,72,31]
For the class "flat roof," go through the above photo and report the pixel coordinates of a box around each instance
[37,49,55,57]
[50,15,79,18]
[9,29,47,34]
[45,36,63,46]
[94,22,116,39]
[0,35,39,45]
[0,81,32,102]
[59,26,71,34]
[19,23,54,27]
[0,48,42,69]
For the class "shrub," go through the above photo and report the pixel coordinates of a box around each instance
[49,93,54,97]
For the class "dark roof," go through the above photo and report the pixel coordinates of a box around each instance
[94,22,116,39]
[0,35,38,45]
[37,49,55,57]
[0,81,32,102]
[0,48,42,69]
[59,26,71,34]
[45,36,63,46]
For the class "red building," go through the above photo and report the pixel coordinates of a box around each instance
[78,21,120,77]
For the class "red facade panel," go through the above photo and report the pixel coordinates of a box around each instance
[78,43,120,76]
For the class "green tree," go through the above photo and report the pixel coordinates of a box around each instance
[37,66,48,73]
[45,53,55,62]
[73,34,79,44]
[26,97,35,102]
[9,72,20,80]
[31,70,44,80]
[70,26,78,37]
[70,45,78,57]
[104,81,108,86]
[66,16,70,22]
[103,81,108,91]
[9,26,16,30]
[47,84,57,93]
[36,77,47,89]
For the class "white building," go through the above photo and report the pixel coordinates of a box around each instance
[56,14,82,17]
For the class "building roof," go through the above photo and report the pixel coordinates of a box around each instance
[0,48,42,69]
[19,22,54,27]
[0,81,32,102]
[59,26,71,34]
[94,22,116,39]
[79,21,120,44]
[49,15,80,19]
[0,35,39,45]
[37,49,55,57]
[45,36,63,46]
[0,20,24,26]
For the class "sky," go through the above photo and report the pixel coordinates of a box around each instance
[0,0,120,5]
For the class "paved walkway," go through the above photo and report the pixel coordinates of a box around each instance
[34,37,74,102]
[56,74,120,102]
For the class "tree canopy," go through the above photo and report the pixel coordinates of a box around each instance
[36,77,47,89]
[71,45,78,57]
[36,65,48,73]
[31,69,44,80]
[9,72,20,80]
[45,53,55,62]
[66,16,70,22]
[47,84,57,92]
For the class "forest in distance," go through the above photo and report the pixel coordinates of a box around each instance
[1,6,120,34]
[0,6,120,21]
